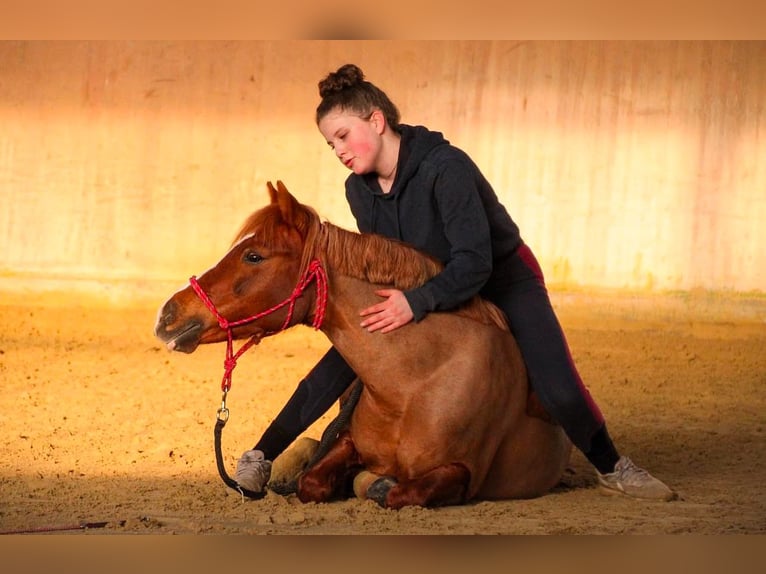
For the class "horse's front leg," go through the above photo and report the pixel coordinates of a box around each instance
[297,431,362,503]
[361,463,472,509]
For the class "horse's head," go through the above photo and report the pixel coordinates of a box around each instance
[154,181,321,353]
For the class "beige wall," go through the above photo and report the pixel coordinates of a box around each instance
[1,41,764,303]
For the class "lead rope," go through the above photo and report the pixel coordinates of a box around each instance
[189,259,328,499]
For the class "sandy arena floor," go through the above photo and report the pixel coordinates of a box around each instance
[0,292,764,534]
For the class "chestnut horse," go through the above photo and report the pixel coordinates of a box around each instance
[154,181,571,508]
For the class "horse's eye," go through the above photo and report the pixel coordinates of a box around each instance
[244,251,264,264]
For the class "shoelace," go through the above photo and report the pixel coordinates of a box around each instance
[615,458,652,483]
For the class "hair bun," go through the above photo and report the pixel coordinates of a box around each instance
[318,64,365,98]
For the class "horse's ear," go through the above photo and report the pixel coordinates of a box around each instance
[276,180,290,197]
[274,180,300,226]
[266,181,278,204]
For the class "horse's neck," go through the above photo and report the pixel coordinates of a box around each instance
[321,274,381,344]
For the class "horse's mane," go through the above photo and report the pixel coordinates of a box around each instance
[318,222,508,331]
[321,224,441,290]
[234,201,509,331]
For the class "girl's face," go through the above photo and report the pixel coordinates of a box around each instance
[318,108,383,175]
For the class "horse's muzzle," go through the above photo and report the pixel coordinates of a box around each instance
[154,299,204,353]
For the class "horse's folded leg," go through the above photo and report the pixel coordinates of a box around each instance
[296,431,360,503]
[384,463,472,509]
[268,437,320,494]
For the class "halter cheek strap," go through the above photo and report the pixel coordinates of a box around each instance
[188,259,328,393]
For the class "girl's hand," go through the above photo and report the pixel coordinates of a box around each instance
[359,289,414,333]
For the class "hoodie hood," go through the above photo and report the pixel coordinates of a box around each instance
[391,125,448,197]
[362,124,448,199]
[355,125,448,239]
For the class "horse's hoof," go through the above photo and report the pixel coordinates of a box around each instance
[352,470,380,499]
[267,479,295,496]
[366,476,397,507]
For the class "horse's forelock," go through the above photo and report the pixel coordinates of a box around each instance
[232,202,322,278]
[232,206,276,247]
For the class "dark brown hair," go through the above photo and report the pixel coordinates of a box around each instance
[316,64,401,131]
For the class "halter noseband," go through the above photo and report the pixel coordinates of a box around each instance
[188,259,328,394]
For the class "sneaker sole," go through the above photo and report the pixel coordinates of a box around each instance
[597,483,677,501]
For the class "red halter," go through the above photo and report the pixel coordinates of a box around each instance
[189,259,328,393]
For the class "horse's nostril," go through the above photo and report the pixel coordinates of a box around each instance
[159,301,177,328]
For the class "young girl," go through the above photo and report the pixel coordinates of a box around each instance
[235,64,675,502]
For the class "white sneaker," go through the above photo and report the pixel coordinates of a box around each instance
[234,449,272,493]
[597,456,676,501]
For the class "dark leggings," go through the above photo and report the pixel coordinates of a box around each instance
[255,244,619,472]
[255,347,355,461]
[484,244,612,456]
